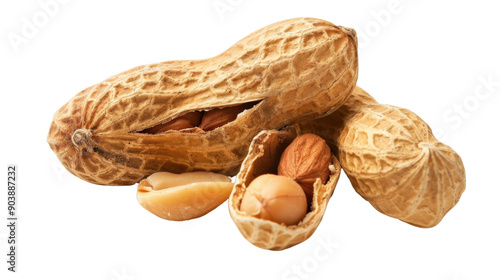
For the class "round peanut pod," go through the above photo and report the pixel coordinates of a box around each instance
[229,128,341,250]
[294,86,466,228]
[47,17,358,185]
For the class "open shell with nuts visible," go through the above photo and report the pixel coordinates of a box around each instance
[47,17,358,186]
[229,128,341,250]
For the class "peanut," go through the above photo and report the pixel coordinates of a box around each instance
[240,174,307,226]
[294,86,466,228]
[199,102,259,131]
[140,111,202,133]
[137,171,233,221]
[47,17,358,186]
[278,133,332,206]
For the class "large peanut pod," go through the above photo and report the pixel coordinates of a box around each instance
[295,87,466,228]
[47,17,358,185]
[229,129,341,250]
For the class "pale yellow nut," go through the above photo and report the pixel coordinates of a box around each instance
[240,174,307,226]
[137,171,233,221]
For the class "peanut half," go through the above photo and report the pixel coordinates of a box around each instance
[137,171,233,221]
[47,17,358,185]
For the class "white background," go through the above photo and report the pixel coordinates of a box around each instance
[1,0,499,279]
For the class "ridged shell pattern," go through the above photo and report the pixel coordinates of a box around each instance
[47,17,358,185]
[339,104,466,227]
[294,87,466,227]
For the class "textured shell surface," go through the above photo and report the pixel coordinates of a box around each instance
[294,87,466,227]
[294,86,377,153]
[47,17,358,185]
[229,129,340,250]
[338,104,465,227]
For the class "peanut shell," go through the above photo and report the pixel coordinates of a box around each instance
[294,86,466,227]
[229,128,340,250]
[47,17,358,185]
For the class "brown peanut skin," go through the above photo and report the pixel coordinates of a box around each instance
[47,18,358,185]
[141,111,202,133]
[199,102,258,131]
[277,133,332,206]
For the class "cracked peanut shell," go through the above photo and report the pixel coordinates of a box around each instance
[47,17,358,185]
[229,128,340,250]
